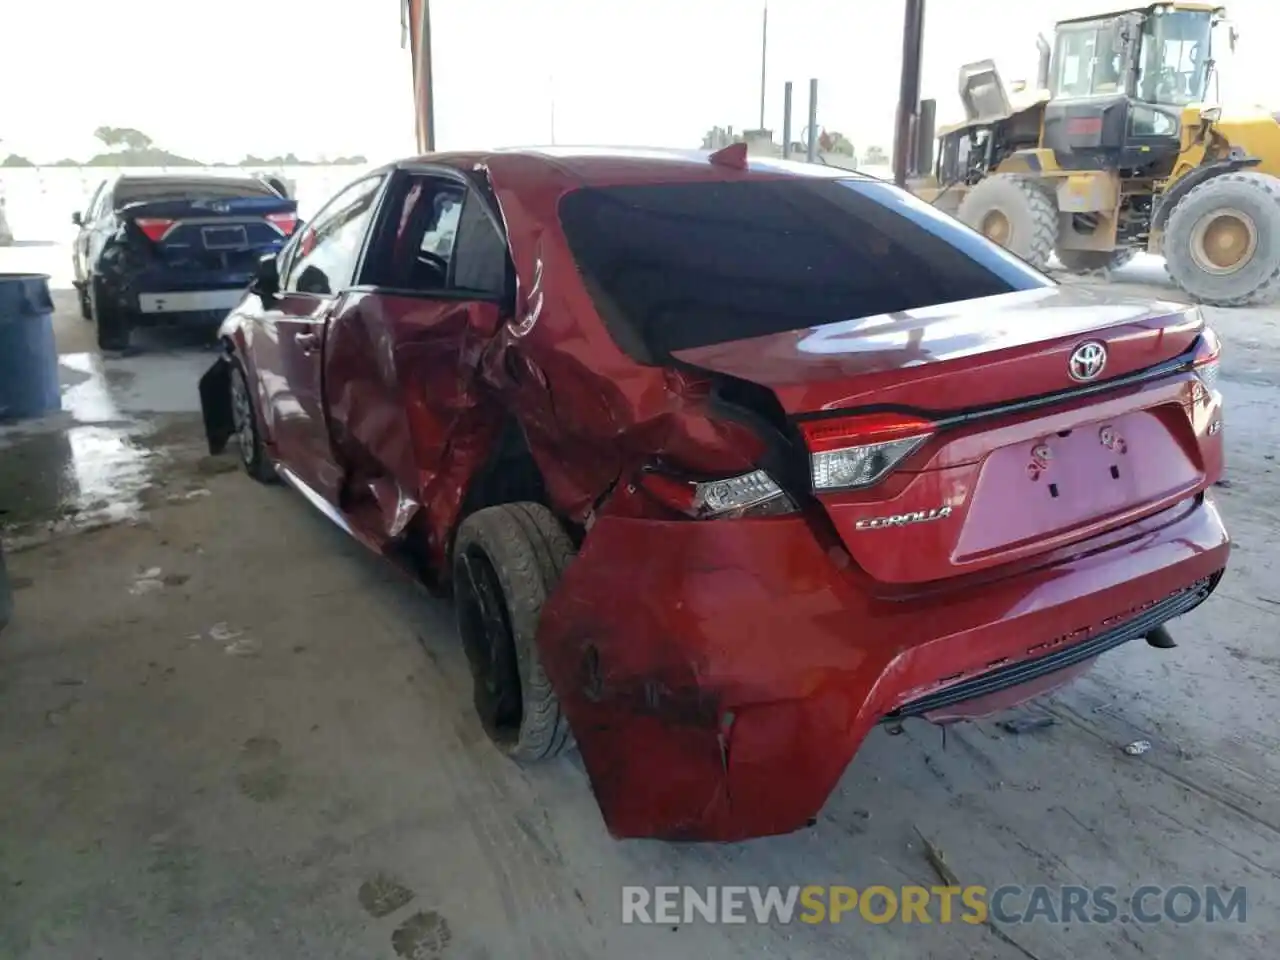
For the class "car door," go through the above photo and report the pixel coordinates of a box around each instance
[319,167,509,554]
[268,173,386,500]
[74,181,106,284]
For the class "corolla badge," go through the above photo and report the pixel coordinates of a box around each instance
[854,505,953,530]
[1068,340,1108,382]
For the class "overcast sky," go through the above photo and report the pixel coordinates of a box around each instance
[1,0,1277,164]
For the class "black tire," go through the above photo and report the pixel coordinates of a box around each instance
[76,284,92,321]
[1057,248,1139,274]
[229,358,276,483]
[89,277,131,351]
[957,174,1059,270]
[1163,171,1280,306]
[0,543,13,634]
[452,503,576,762]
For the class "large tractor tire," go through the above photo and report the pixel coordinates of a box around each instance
[957,174,1059,270]
[1163,171,1280,306]
[1057,248,1139,274]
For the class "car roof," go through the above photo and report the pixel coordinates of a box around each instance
[396,145,873,188]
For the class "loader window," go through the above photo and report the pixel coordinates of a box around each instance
[558,178,1050,359]
[1053,20,1127,98]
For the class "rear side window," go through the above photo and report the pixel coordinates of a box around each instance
[558,178,1051,359]
[449,192,508,296]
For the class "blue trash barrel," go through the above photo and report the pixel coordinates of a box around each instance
[0,273,60,420]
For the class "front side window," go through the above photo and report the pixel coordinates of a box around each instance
[284,175,384,296]
[1136,9,1214,106]
[558,178,1050,360]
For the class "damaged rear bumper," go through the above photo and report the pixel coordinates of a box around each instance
[536,495,1229,841]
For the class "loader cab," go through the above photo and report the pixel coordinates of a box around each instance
[1042,4,1221,175]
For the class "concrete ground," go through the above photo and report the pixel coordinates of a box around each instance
[1,247,1278,960]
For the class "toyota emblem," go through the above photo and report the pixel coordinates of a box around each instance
[1068,340,1108,382]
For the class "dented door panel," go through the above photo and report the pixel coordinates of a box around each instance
[322,289,503,555]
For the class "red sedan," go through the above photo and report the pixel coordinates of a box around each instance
[199,146,1230,841]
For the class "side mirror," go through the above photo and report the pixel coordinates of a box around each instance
[72,211,83,227]
[250,253,280,299]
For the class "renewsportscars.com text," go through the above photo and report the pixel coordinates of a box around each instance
[621,884,1247,926]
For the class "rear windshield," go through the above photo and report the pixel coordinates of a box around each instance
[558,178,1052,359]
[113,177,278,207]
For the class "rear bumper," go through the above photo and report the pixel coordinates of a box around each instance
[537,494,1230,841]
[96,265,250,321]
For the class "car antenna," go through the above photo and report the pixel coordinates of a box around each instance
[708,142,749,170]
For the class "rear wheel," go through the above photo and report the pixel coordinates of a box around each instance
[1164,171,1280,306]
[230,358,276,483]
[957,174,1058,270]
[89,277,131,352]
[1057,248,1138,274]
[452,503,576,762]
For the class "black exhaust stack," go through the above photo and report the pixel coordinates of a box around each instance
[1036,34,1052,90]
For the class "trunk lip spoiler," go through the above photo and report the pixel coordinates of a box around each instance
[790,340,1204,431]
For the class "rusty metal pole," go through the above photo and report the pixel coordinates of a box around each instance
[407,0,436,153]
[893,0,926,187]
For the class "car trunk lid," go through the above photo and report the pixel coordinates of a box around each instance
[673,285,1216,584]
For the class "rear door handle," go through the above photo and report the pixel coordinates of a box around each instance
[294,331,319,354]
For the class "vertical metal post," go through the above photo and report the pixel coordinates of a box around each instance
[893,0,926,186]
[409,0,437,153]
[759,4,769,130]
[806,78,818,163]
[782,81,793,159]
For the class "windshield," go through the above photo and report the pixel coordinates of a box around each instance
[1137,9,1214,105]
[558,178,1049,360]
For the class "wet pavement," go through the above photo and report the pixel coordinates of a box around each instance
[0,274,218,546]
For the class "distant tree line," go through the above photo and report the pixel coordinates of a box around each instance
[0,126,366,168]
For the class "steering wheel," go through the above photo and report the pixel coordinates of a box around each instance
[1155,66,1185,102]
[417,250,448,273]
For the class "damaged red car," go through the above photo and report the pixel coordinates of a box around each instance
[199,147,1230,841]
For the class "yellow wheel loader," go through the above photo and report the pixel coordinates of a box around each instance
[916,3,1280,306]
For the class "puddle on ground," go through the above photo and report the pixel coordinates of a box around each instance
[1,349,213,544]
[0,427,158,530]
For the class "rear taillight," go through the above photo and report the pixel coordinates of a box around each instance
[265,212,298,236]
[801,413,934,491]
[637,468,796,519]
[1191,329,1221,394]
[135,218,175,242]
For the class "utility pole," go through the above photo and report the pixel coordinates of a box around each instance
[782,81,793,159]
[759,3,768,130]
[893,0,926,187]
[806,79,818,163]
